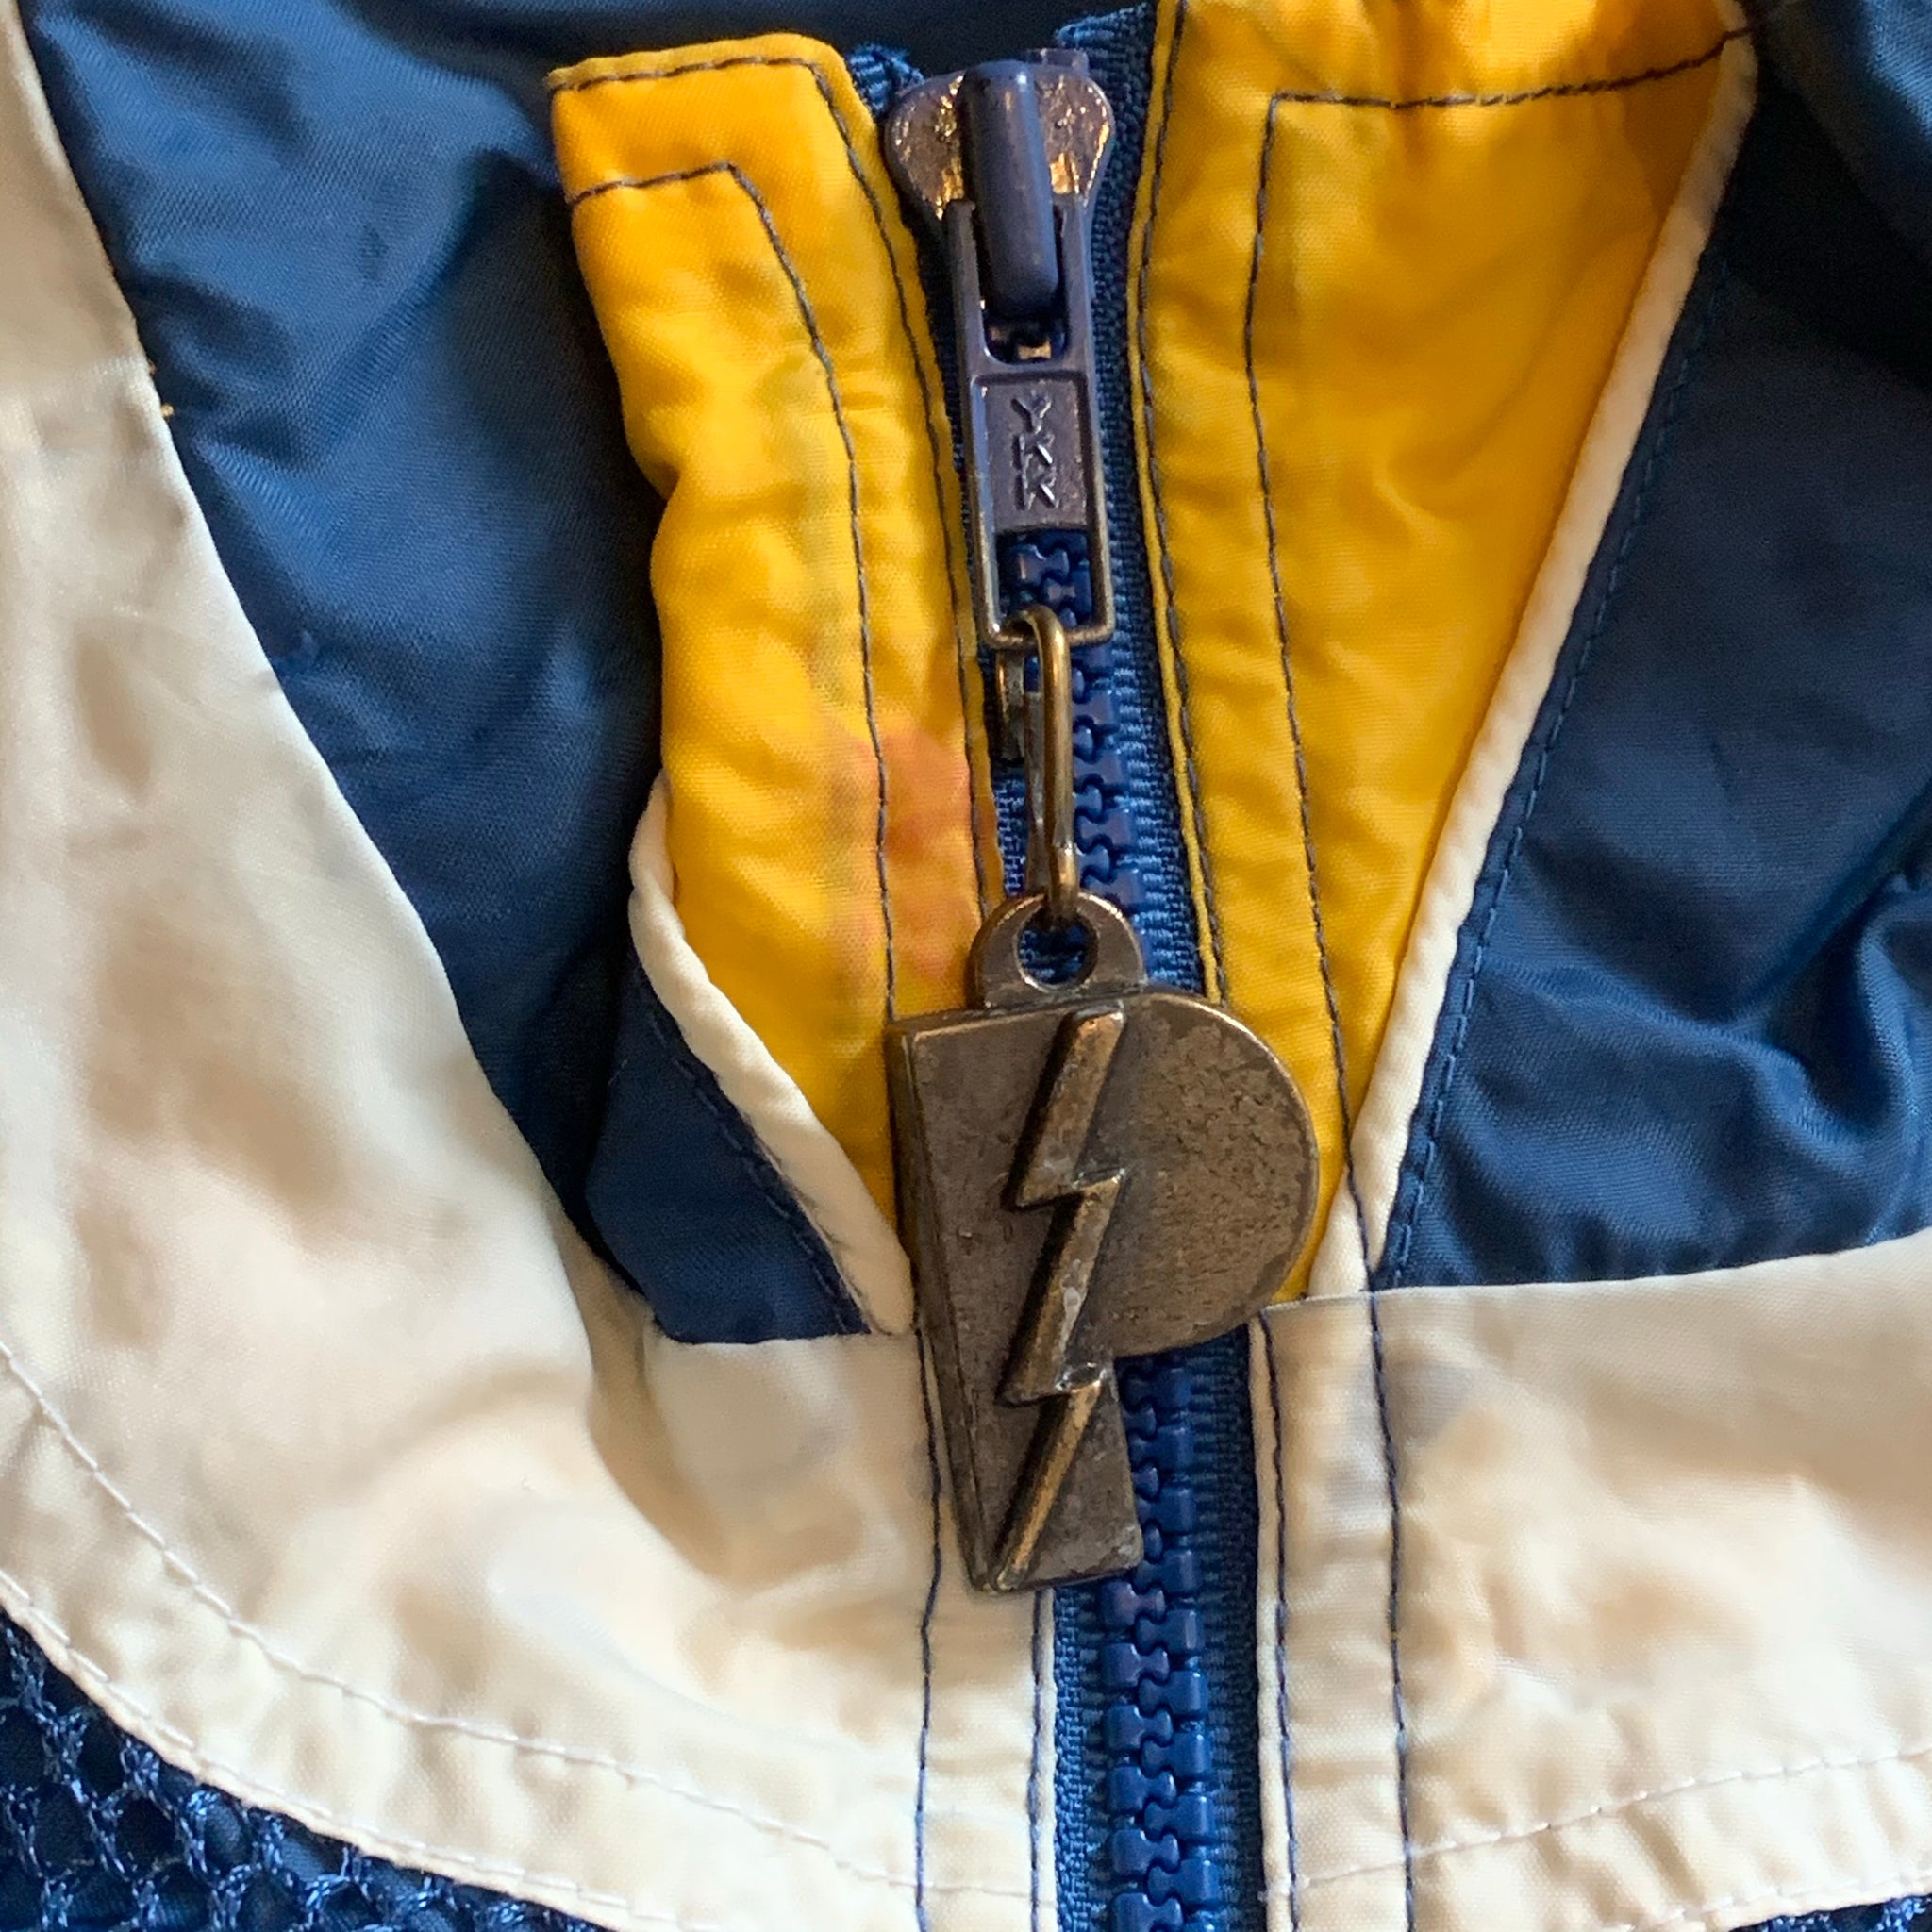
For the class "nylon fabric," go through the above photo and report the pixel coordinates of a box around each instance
[551,37,992,1220]
[1378,71,1932,1289]
[17,0,660,1237]
[18,0,870,1342]
[6,1596,1929,1932]
[1130,0,1726,1294]
[1763,0,1932,268]
[0,1613,583,1932]
[586,957,872,1341]
[13,6,1932,1932]
[1302,26,1757,1293]
[614,777,914,1336]
[1262,1229,1932,1932]
[0,12,1045,1923]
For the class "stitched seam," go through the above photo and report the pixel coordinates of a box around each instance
[628,967,861,1332]
[0,1320,1024,1890]
[1129,16,1745,1009]
[1298,1728,1932,1888]
[573,156,901,1022]
[1365,1291,1417,1932]
[562,89,959,1904]
[1027,1591,1046,1932]
[1262,1323,1301,1932]
[1246,96,1375,1283]
[1250,90,1412,1915]
[1299,1851,1932,1932]
[1379,249,1733,1290]
[0,1580,724,1932]
[913,1333,945,1932]
[0,1560,1037,1912]
[1136,0,1231,1000]
[1266,28,1742,111]
[555,50,987,912]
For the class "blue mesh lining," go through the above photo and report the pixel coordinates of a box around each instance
[0,1618,582,1932]
[5,1605,1928,1932]
[1774,1899,1932,1932]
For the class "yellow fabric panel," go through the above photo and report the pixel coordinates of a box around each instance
[551,39,992,1218]
[1130,0,1730,1291]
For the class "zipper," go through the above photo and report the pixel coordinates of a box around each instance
[869,21,1265,1932]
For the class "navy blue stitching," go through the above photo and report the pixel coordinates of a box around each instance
[1361,243,1733,1932]
[1264,29,1740,111]
[555,52,989,913]
[1248,101,1362,1892]
[569,160,897,1017]
[627,971,862,1332]
[1135,0,1232,1000]
[561,91,962,1902]
[1245,97,1375,1281]
[1129,10,1739,1018]
[1027,1592,1046,1932]
[1263,1322,1302,1932]
[913,1334,945,1932]
[1379,249,1734,1290]
[1365,1287,1417,1932]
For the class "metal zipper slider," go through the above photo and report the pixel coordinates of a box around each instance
[885,56,1115,758]
[886,607,1320,1591]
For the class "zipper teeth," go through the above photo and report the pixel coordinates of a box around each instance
[996,538,1144,919]
[862,31,1241,1926]
[1101,1357,1220,1932]
[1071,643,1144,919]
[1005,534,1221,1932]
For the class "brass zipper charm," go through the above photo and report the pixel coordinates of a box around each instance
[887,608,1318,1591]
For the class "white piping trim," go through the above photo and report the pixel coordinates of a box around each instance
[1306,32,1758,1297]
[627,775,915,1334]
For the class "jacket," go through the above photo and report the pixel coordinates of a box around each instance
[1,0,1930,1930]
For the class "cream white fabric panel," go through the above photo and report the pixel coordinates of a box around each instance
[1260,1234,1932,1932]
[0,8,1040,1928]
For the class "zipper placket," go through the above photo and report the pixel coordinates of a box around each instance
[1000,44,1266,1921]
[869,22,1267,1932]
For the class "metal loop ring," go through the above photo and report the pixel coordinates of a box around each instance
[1012,603,1078,928]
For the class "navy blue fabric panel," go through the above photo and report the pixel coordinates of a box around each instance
[1765,0,1932,268]
[24,0,870,1339]
[22,0,660,1232]
[1379,77,1932,1290]
[589,958,865,1341]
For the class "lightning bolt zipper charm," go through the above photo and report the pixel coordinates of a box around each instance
[885,614,1319,1591]
[875,31,1316,1594]
[993,1002,1126,1589]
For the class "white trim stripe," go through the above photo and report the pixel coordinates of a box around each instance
[1306,35,1759,1298]
[628,777,914,1334]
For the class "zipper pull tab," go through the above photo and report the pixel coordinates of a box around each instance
[886,603,1319,1591]
[886,55,1116,758]
[958,63,1061,321]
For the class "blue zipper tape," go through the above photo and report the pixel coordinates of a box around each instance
[853,21,1260,1932]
